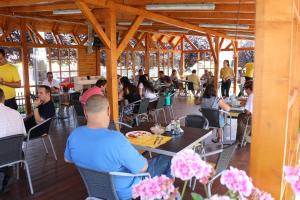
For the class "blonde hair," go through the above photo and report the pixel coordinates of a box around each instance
[86,95,109,114]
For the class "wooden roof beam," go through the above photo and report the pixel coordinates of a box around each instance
[0,0,65,8]
[219,37,224,49]
[76,1,111,49]
[183,35,198,50]
[173,37,182,50]
[26,23,47,44]
[9,3,78,12]
[120,0,255,5]
[157,35,167,50]
[206,34,217,63]
[117,15,144,58]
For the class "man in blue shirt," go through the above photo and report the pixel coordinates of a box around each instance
[65,95,171,200]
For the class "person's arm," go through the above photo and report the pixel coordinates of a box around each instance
[0,79,21,88]
[140,161,148,173]
[218,99,230,111]
[33,99,44,124]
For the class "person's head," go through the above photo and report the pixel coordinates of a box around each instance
[85,95,110,128]
[192,69,197,74]
[159,71,165,79]
[172,69,177,75]
[0,49,7,66]
[46,72,53,82]
[120,76,130,87]
[138,75,154,92]
[138,69,144,76]
[165,76,172,84]
[0,88,4,103]
[204,69,208,75]
[223,60,230,67]
[37,85,51,103]
[95,79,107,92]
[244,81,253,96]
[203,84,216,98]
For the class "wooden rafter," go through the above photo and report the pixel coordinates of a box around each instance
[76,1,111,49]
[26,23,47,44]
[224,42,233,50]
[117,15,144,58]
[158,35,167,50]
[183,35,198,50]
[134,33,145,48]
[206,34,217,63]
[173,37,182,50]
[27,29,36,44]
[219,37,224,49]
[0,0,64,7]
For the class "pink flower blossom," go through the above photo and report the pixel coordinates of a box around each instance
[205,195,231,200]
[171,149,215,183]
[250,187,274,200]
[220,167,253,197]
[132,175,176,200]
[284,165,300,194]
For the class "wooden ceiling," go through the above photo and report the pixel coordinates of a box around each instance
[0,0,255,40]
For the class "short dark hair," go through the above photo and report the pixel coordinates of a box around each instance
[47,72,53,76]
[192,69,197,74]
[0,49,5,57]
[203,84,216,98]
[159,71,164,74]
[39,85,51,94]
[244,81,253,91]
[95,79,107,88]
[0,88,4,101]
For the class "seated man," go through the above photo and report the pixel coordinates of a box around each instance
[0,88,26,192]
[80,79,107,106]
[24,85,56,132]
[187,70,200,96]
[236,81,253,144]
[42,72,60,93]
[64,95,171,200]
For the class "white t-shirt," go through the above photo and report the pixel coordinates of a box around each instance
[0,103,26,138]
[245,93,253,113]
[42,79,60,88]
[138,83,157,100]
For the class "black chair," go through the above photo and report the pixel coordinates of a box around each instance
[76,166,150,200]
[0,134,34,194]
[150,95,167,124]
[187,81,194,91]
[25,118,57,161]
[133,98,150,126]
[200,108,232,144]
[185,114,209,129]
[73,101,86,127]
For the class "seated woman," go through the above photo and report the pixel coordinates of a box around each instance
[138,75,158,110]
[120,77,140,104]
[196,84,230,143]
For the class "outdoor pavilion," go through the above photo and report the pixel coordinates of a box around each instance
[0,0,299,199]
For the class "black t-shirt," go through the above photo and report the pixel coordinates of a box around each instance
[38,101,56,120]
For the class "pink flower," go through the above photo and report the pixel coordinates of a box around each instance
[250,187,274,200]
[132,175,176,200]
[205,195,231,200]
[220,167,253,197]
[171,149,215,182]
[284,165,300,194]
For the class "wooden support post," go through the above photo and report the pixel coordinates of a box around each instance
[132,51,136,80]
[96,48,100,76]
[250,0,299,198]
[210,36,219,90]
[171,51,174,70]
[104,8,119,122]
[145,33,150,75]
[232,40,238,95]
[20,19,31,114]
[179,38,184,78]
[157,49,160,75]
[125,51,129,77]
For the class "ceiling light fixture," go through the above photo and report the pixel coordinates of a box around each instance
[146,3,215,11]
[227,33,255,38]
[200,23,249,29]
[53,9,82,15]
[118,21,153,26]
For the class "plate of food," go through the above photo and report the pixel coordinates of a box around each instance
[126,131,152,138]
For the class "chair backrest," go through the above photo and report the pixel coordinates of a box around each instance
[215,144,237,174]
[185,115,209,129]
[187,82,194,90]
[74,101,85,117]
[76,166,119,200]
[137,98,150,114]
[156,95,165,109]
[200,108,221,128]
[70,92,81,105]
[28,118,52,140]
[0,134,24,166]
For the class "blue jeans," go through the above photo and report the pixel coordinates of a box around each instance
[147,155,172,178]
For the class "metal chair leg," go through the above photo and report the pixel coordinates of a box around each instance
[162,109,167,124]
[48,135,58,161]
[23,161,34,195]
[16,163,20,180]
[41,137,49,154]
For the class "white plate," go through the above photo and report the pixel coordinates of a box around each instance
[126,131,152,138]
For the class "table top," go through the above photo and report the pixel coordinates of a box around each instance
[123,122,212,156]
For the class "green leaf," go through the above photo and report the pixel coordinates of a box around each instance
[191,192,204,200]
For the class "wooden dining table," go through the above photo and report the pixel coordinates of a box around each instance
[122,122,213,157]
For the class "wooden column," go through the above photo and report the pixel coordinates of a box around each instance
[179,38,184,78]
[145,33,150,75]
[20,19,31,114]
[171,51,174,70]
[125,51,129,77]
[250,0,298,198]
[157,49,160,75]
[213,37,220,90]
[233,41,238,95]
[104,8,119,121]
[132,51,136,80]
[96,48,100,76]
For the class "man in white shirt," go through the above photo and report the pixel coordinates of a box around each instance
[42,72,60,93]
[0,88,26,192]
[236,81,253,144]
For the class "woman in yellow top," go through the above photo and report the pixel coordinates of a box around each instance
[0,49,21,110]
[220,60,234,97]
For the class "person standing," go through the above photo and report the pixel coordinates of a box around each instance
[244,62,254,81]
[0,49,21,110]
[220,60,234,97]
